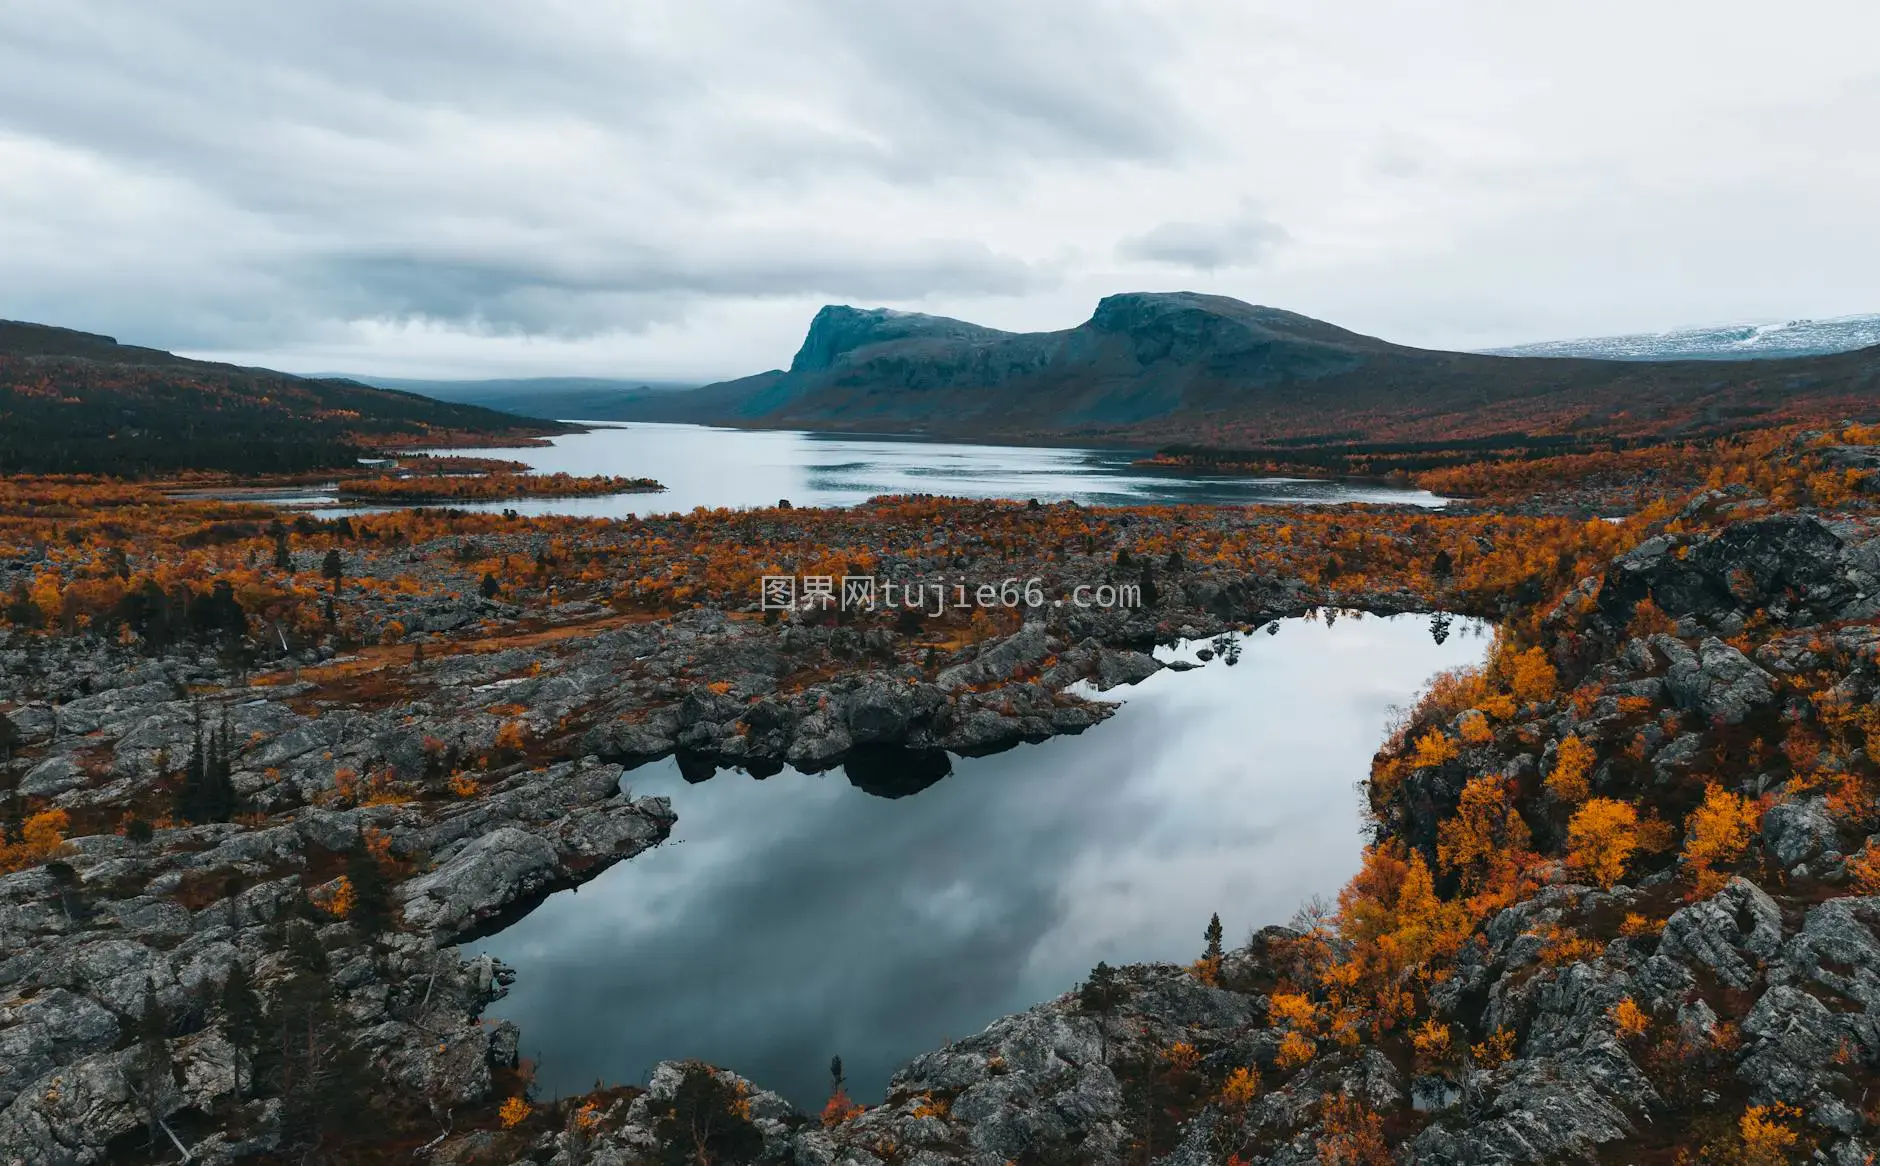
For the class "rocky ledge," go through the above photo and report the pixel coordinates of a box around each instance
[0,755,672,1162]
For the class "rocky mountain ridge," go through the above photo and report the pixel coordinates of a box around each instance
[608,293,1880,448]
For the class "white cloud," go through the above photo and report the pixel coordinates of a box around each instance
[1,0,1876,377]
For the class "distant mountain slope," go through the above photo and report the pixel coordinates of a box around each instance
[608,292,1880,448]
[0,320,571,475]
[1485,314,1880,361]
[342,376,698,422]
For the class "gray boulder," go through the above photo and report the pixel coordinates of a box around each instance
[1664,637,1775,725]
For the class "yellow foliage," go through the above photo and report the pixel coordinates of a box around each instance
[0,809,71,874]
[1609,996,1649,1040]
[1738,1102,1803,1166]
[1501,645,1558,704]
[1410,729,1460,769]
[1619,913,1662,938]
[1162,1041,1200,1071]
[1337,842,1471,987]
[1537,924,1602,966]
[449,773,480,798]
[1566,798,1640,888]
[1682,782,1761,896]
[1457,710,1493,745]
[1627,597,1677,639]
[1411,1018,1453,1069]
[1316,1093,1392,1166]
[1220,1066,1259,1106]
[499,1095,531,1128]
[1546,734,1595,802]
[1436,775,1532,903]
[1477,692,1518,721]
[1849,840,1880,895]
[910,1091,950,1120]
[318,875,355,920]
[1470,1028,1516,1067]
[493,719,529,755]
[1276,1031,1316,1071]
[1268,992,1322,1035]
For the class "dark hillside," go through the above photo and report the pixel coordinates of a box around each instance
[0,320,572,475]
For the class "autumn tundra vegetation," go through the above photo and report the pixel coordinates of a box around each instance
[9,370,1880,1164]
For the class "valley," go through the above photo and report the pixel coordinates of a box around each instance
[3,320,1880,1165]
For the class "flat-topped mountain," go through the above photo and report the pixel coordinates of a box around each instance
[0,320,571,475]
[612,292,1880,447]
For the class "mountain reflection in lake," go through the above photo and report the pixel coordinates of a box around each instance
[475,612,1489,1109]
[319,422,1446,517]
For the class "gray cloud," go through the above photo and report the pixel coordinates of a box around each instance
[1117,204,1289,271]
[310,238,1048,336]
[0,0,1163,359]
[1,0,1876,375]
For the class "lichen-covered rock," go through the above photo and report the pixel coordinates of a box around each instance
[1653,877,1783,991]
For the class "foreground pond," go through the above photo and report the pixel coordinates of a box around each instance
[320,422,1445,516]
[475,612,1488,1109]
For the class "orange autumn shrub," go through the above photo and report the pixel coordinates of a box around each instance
[1848,841,1880,895]
[1268,992,1322,1035]
[1410,730,1460,769]
[1317,1093,1392,1166]
[1220,1066,1259,1106]
[1499,645,1558,705]
[1411,1019,1453,1071]
[1436,775,1532,905]
[1566,798,1640,888]
[1276,1031,1316,1071]
[1471,1028,1517,1067]
[1681,782,1761,896]
[498,1095,532,1128]
[1546,734,1596,802]
[1610,996,1649,1040]
[1337,842,1471,990]
[0,809,71,873]
[821,1088,864,1128]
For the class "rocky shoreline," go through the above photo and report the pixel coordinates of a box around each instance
[465,507,1880,1166]
[0,539,1417,1162]
[11,452,1876,1162]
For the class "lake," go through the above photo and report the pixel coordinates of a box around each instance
[474,611,1489,1110]
[319,423,1445,516]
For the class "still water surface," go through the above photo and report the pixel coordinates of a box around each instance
[323,423,1444,516]
[475,612,1488,1109]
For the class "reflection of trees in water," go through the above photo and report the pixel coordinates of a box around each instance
[1430,611,1453,645]
[680,745,955,799]
[842,746,953,799]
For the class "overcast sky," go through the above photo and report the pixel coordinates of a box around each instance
[3,1,1877,380]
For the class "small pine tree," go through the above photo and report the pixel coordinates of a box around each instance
[176,708,238,823]
[479,572,501,599]
[653,1062,764,1166]
[1203,913,1224,965]
[132,981,174,1154]
[321,549,344,585]
[221,960,261,1098]
[345,828,394,938]
[1078,961,1127,1061]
